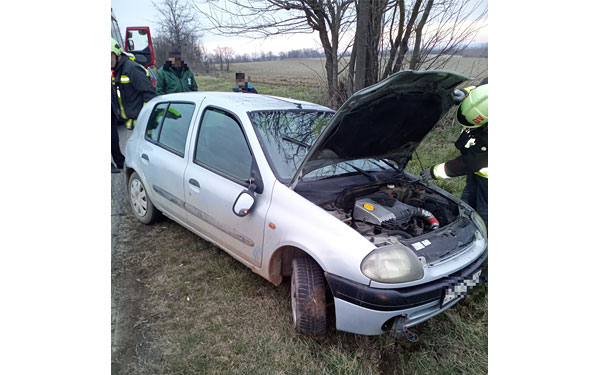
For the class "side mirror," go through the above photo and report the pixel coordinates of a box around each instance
[233,190,256,217]
[233,159,263,217]
[127,39,135,51]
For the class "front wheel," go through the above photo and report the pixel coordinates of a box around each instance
[128,172,160,224]
[291,257,327,339]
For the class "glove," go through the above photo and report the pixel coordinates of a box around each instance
[451,89,467,105]
[420,167,436,181]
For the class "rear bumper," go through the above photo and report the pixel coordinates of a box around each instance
[325,250,487,335]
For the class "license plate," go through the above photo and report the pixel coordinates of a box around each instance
[441,269,483,306]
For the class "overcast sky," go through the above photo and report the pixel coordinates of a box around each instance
[111,0,488,56]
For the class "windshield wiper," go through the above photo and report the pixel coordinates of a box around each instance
[378,158,401,172]
[282,136,309,148]
[345,163,378,182]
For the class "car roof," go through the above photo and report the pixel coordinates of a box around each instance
[151,91,333,113]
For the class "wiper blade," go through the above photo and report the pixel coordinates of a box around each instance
[282,136,309,148]
[378,158,401,172]
[345,163,377,182]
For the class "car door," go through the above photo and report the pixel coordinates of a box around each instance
[183,106,265,267]
[137,101,197,222]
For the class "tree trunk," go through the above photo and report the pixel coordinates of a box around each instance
[365,0,385,86]
[353,0,385,91]
[353,0,370,90]
[382,1,405,79]
[409,0,434,69]
[348,37,357,94]
[392,0,423,74]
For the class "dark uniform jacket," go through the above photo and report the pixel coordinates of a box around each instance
[156,61,198,95]
[444,125,488,177]
[113,57,156,120]
[111,74,120,119]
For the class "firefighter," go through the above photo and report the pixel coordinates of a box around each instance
[111,38,156,130]
[420,78,488,226]
[156,49,198,95]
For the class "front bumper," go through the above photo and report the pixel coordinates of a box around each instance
[325,250,487,335]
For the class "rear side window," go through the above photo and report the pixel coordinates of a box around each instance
[145,102,195,156]
[194,108,252,183]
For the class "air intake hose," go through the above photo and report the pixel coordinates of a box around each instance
[413,208,440,230]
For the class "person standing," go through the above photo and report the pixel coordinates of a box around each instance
[156,49,198,95]
[420,78,488,226]
[111,38,156,131]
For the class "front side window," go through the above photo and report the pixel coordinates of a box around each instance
[194,108,252,183]
[145,102,195,156]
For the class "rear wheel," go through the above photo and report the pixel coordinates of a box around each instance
[291,257,327,339]
[128,172,160,224]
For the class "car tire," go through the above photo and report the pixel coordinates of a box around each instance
[291,256,327,339]
[128,171,160,224]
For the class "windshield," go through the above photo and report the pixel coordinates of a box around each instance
[303,159,392,180]
[249,110,334,182]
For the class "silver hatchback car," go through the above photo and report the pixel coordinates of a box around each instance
[124,70,487,339]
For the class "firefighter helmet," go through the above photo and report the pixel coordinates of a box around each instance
[455,84,488,128]
[111,38,122,56]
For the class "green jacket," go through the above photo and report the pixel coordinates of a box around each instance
[156,62,198,95]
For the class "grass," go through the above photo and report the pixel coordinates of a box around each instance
[113,70,487,374]
[115,219,487,375]
[405,112,467,197]
[195,74,328,106]
[219,57,488,87]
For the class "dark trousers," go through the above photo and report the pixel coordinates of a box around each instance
[111,113,125,168]
[461,174,488,227]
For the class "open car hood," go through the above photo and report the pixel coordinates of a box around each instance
[290,70,469,188]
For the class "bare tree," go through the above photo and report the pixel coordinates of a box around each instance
[193,0,356,108]
[192,0,485,106]
[154,0,206,69]
[379,0,487,79]
[222,47,235,71]
[213,46,225,71]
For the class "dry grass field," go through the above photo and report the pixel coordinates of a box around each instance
[112,61,488,374]
[216,56,488,89]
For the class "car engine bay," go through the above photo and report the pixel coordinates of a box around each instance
[321,182,461,246]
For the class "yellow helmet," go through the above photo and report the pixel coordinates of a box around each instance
[455,84,488,128]
[111,38,122,56]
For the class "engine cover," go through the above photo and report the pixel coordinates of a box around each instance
[354,193,417,226]
[354,198,396,225]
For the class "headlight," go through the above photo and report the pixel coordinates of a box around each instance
[472,212,487,240]
[361,244,424,283]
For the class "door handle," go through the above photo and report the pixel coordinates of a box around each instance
[189,179,200,188]
[141,153,149,161]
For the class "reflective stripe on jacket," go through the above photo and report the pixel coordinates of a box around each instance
[436,125,488,179]
[113,57,156,120]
